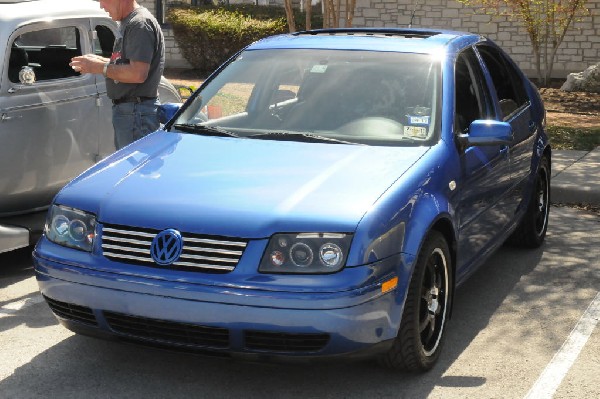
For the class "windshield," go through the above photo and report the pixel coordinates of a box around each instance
[173,49,440,146]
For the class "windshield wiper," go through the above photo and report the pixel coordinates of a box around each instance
[172,124,238,138]
[248,131,358,145]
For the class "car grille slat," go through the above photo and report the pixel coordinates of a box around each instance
[102,252,155,263]
[244,330,330,353]
[101,223,247,272]
[43,295,97,326]
[104,311,230,348]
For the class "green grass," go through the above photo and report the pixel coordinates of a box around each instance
[546,126,600,151]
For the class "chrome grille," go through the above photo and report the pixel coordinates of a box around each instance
[101,224,247,272]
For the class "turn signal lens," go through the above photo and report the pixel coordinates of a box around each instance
[381,277,398,294]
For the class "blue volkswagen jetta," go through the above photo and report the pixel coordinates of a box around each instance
[33,28,550,371]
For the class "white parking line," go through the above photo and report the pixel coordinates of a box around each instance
[524,291,600,399]
[0,294,44,319]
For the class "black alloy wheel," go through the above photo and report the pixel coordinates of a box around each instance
[381,231,452,371]
[508,155,550,248]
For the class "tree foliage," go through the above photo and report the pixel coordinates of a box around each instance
[457,0,590,85]
[283,0,357,31]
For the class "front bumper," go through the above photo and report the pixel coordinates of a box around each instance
[33,240,410,360]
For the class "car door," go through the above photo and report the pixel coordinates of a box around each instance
[90,17,119,158]
[476,44,537,211]
[0,20,101,215]
[454,47,513,276]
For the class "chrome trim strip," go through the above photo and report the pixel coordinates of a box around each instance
[102,237,151,246]
[103,227,155,238]
[184,246,243,256]
[184,236,247,247]
[102,243,148,254]
[179,254,238,263]
[103,252,152,262]
[172,261,235,270]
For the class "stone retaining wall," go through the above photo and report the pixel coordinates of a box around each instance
[138,0,600,77]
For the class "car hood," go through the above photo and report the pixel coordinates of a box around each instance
[57,132,429,238]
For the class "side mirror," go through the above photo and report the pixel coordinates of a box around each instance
[458,120,513,147]
[158,102,182,124]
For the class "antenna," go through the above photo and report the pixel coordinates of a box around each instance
[409,0,419,28]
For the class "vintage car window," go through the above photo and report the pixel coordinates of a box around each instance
[9,26,82,83]
[476,44,528,119]
[454,47,491,133]
[94,25,115,57]
[175,49,440,146]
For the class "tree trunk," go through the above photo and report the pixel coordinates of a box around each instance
[284,0,296,32]
[305,0,312,30]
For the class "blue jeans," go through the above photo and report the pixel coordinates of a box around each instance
[112,99,160,150]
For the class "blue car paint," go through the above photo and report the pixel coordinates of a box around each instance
[33,28,549,360]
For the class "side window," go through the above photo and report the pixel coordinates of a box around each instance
[9,26,82,83]
[454,47,490,133]
[477,45,528,120]
[94,25,115,58]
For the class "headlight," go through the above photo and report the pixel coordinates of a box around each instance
[259,233,352,274]
[45,205,96,252]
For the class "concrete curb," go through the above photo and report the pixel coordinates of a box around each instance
[552,147,600,205]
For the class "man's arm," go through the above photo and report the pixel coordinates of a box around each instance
[70,54,150,83]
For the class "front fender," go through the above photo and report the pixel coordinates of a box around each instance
[348,144,457,268]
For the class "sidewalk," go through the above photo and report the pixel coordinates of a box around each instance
[552,147,600,205]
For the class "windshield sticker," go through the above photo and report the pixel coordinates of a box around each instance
[310,65,328,73]
[404,126,428,139]
[407,115,430,125]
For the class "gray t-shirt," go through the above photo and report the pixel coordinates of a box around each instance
[106,7,164,100]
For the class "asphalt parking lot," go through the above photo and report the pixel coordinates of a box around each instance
[1,205,598,399]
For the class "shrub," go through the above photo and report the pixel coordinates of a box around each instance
[167,5,322,75]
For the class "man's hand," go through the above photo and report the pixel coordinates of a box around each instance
[70,54,150,83]
[69,54,108,74]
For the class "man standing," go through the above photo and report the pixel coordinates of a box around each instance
[70,0,165,150]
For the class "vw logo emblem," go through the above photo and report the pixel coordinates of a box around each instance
[150,229,183,266]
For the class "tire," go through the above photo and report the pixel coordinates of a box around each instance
[380,231,452,372]
[507,156,550,248]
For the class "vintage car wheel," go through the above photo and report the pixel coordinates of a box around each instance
[508,156,550,248]
[158,76,182,104]
[381,231,452,371]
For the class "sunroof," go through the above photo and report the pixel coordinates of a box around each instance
[294,29,441,39]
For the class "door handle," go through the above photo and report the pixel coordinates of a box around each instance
[528,120,536,132]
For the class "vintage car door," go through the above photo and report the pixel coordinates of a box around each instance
[89,17,119,158]
[454,47,513,277]
[0,20,101,215]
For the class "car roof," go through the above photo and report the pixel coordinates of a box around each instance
[0,0,108,38]
[247,28,483,55]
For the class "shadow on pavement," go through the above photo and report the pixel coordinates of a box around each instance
[1,206,598,398]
